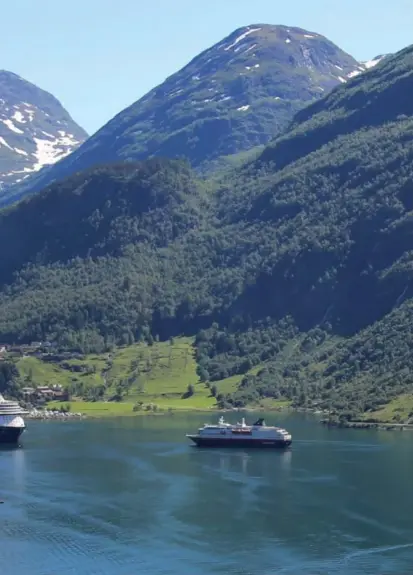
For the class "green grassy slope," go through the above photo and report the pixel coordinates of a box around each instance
[21,338,214,414]
[16,337,288,417]
[367,395,413,423]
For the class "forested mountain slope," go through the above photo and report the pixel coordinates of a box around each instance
[0,45,412,418]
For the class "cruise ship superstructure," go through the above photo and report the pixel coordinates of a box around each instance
[0,394,27,443]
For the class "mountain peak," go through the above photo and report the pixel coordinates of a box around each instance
[5,25,373,203]
[217,23,333,50]
[0,71,87,194]
[0,70,23,80]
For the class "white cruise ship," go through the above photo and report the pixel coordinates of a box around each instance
[0,394,27,443]
[187,416,292,448]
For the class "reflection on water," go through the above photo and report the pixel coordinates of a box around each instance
[0,414,411,575]
[192,447,292,480]
[11,447,26,494]
[0,443,26,495]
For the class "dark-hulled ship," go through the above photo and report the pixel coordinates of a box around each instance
[187,416,292,448]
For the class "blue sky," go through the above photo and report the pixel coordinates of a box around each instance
[2,0,412,134]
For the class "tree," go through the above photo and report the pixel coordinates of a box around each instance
[183,384,195,399]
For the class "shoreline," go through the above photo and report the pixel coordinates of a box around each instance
[27,404,413,428]
[27,404,290,421]
[26,409,85,421]
[320,419,413,431]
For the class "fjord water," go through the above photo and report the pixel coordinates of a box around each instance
[0,413,412,575]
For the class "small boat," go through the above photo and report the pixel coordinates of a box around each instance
[186,416,292,448]
[0,394,27,444]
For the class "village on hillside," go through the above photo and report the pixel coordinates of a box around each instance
[0,340,71,402]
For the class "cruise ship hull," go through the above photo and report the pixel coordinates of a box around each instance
[0,425,25,444]
[187,435,291,448]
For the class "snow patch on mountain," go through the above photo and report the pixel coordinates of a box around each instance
[23,106,35,122]
[355,55,388,74]
[12,110,25,123]
[244,44,257,54]
[224,28,262,52]
[32,136,72,171]
[346,55,388,80]
[0,136,13,150]
[2,119,24,134]
[1,137,80,186]
[363,55,386,69]
[14,147,28,156]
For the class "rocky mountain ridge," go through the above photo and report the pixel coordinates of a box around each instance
[4,24,385,204]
